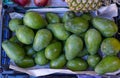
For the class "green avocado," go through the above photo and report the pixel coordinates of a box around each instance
[101,38,120,56]
[33,29,52,51]
[95,56,120,75]
[77,48,89,57]
[16,26,35,45]
[2,40,25,61]
[87,55,101,68]
[67,58,88,71]
[24,12,47,29]
[65,17,89,34]
[62,11,76,23]
[45,42,62,60]
[92,17,118,37]
[25,46,36,57]
[9,18,23,32]
[65,35,83,60]
[15,57,35,68]
[85,29,102,55]
[9,36,24,46]
[47,23,70,40]
[35,50,49,65]
[50,54,67,69]
[46,12,60,24]
[81,13,92,21]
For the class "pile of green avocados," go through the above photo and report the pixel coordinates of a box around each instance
[2,11,120,75]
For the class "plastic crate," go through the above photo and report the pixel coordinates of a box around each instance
[1,4,120,78]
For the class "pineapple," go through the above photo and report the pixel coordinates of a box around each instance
[65,0,111,12]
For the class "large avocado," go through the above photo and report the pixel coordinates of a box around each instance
[33,29,52,51]
[101,38,120,56]
[65,17,89,34]
[65,35,83,60]
[16,26,35,45]
[2,40,25,61]
[47,23,70,40]
[24,12,47,29]
[85,29,102,55]
[95,56,120,75]
[92,17,118,37]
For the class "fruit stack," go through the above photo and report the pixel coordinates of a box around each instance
[2,11,120,75]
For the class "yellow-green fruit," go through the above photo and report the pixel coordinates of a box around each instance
[24,12,47,29]
[2,40,25,61]
[95,56,120,75]
[9,18,23,32]
[33,29,52,51]
[101,38,120,56]
[16,26,35,45]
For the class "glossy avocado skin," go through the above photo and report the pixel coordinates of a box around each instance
[95,56,120,75]
[45,42,62,60]
[47,23,70,40]
[46,13,60,24]
[25,46,36,57]
[2,40,25,61]
[101,38,120,56]
[33,29,52,51]
[92,17,118,37]
[9,36,24,46]
[24,12,47,29]
[65,35,83,60]
[16,26,35,45]
[77,48,89,57]
[50,54,67,69]
[15,57,35,68]
[65,17,89,34]
[67,58,88,71]
[87,55,101,68]
[62,11,76,23]
[9,18,23,32]
[85,29,102,55]
[35,50,49,65]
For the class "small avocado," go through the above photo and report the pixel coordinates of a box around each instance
[9,18,23,32]
[15,57,35,68]
[45,42,62,60]
[50,54,67,69]
[35,50,49,65]
[87,55,101,68]
[67,58,88,71]
[46,12,60,24]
